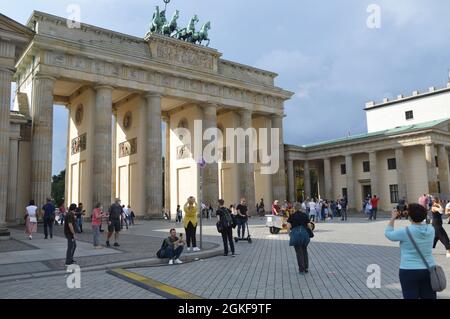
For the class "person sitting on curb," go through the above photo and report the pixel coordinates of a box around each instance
[157,229,184,265]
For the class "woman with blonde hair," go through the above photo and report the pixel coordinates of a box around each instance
[184,196,200,252]
[25,200,38,240]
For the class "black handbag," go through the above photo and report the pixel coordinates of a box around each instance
[216,221,224,233]
[306,225,314,238]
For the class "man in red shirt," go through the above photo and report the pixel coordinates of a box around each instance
[370,195,380,220]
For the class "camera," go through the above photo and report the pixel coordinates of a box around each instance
[394,206,408,219]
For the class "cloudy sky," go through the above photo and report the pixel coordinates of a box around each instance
[3,0,450,174]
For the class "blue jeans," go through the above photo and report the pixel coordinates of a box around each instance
[399,269,436,299]
[237,219,246,238]
[76,218,83,233]
[92,225,100,246]
[163,246,183,260]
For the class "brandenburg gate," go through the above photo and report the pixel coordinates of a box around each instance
[0,9,293,234]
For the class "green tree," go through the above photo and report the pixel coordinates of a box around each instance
[51,170,65,207]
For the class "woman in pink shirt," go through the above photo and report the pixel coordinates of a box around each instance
[92,203,105,248]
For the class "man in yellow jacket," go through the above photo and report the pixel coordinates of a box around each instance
[184,196,200,251]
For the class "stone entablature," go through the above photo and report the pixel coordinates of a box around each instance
[285,128,450,161]
[17,11,290,112]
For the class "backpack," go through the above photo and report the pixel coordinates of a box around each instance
[156,239,168,258]
[220,207,234,228]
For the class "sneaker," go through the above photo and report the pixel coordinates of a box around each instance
[44,236,48,239]
[223,253,228,256]
[193,247,200,252]
[187,247,191,252]
[113,242,120,247]
[231,253,236,257]
[106,241,110,247]
[28,235,32,240]
[50,235,53,239]
[174,259,183,264]
[168,259,174,265]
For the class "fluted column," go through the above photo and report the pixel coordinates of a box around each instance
[145,93,162,218]
[395,148,407,200]
[345,154,355,209]
[271,114,286,202]
[437,145,450,196]
[31,75,56,210]
[0,68,13,238]
[323,158,332,200]
[163,116,171,214]
[303,160,311,199]
[425,144,439,195]
[93,85,113,209]
[203,103,219,209]
[7,132,19,223]
[287,160,295,202]
[240,109,255,213]
[111,111,117,202]
[369,151,379,198]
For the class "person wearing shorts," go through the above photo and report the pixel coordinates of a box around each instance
[107,198,123,247]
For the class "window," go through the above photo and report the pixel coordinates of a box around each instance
[390,185,399,203]
[342,188,348,199]
[438,182,441,194]
[405,110,414,120]
[387,158,397,170]
[340,164,346,175]
[435,156,439,167]
[363,161,370,173]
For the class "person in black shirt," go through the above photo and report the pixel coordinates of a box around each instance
[42,198,55,239]
[236,198,248,239]
[75,203,86,233]
[287,202,312,274]
[107,198,123,247]
[64,204,77,266]
[431,198,450,257]
[216,199,235,257]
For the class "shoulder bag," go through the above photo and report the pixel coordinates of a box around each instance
[406,227,446,292]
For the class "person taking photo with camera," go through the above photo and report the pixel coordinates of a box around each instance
[385,203,437,299]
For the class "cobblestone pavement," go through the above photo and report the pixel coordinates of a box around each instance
[1,217,450,299]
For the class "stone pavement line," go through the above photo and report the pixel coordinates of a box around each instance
[107,268,203,299]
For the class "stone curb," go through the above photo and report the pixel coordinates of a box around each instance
[0,244,223,283]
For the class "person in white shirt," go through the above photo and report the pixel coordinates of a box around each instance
[25,200,38,240]
[308,200,317,222]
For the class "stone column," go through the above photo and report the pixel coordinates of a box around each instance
[395,148,407,200]
[369,151,379,198]
[323,158,332,200]
[240,109,255,213]
[163,116,171,214]
[31,75,56,210]
[287,160,295,202]
[145,93,162,218]
[425,144,439,195]
[203,103,219,209]
[303,160,311,199]
[7,130,19,223]
[111,111,117,202]
[271,115,286,202]
[438,145,450,196]
[93,85,113,209]
[345,154,355,210]
[0,68,12,238]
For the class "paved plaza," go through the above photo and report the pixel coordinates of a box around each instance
[1,216,449,299]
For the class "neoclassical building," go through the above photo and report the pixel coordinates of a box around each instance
[0,11,292,238]
[285,87,450,212]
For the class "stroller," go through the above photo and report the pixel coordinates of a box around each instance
[234,219,252,244]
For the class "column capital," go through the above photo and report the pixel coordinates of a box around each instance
[145,92,162,99]
[34,74,57,82]
[0,68,14,75]
[94,84,114,91]
[238,108,252,116]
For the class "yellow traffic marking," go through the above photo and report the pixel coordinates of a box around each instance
[108,268,202,299]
